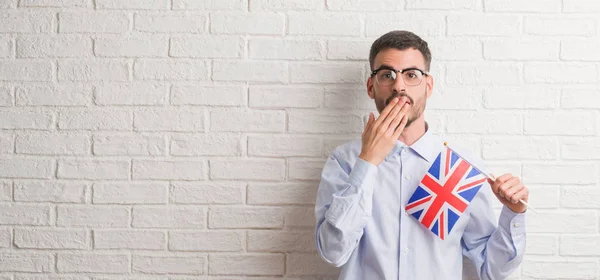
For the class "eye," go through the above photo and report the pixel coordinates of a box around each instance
[404,70,421,80]
[377,70,395,80]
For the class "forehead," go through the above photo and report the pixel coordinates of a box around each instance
[373,48,426,69]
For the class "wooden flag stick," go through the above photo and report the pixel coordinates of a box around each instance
[444,142,538,214]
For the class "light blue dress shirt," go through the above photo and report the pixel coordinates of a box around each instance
[315,129,526,280]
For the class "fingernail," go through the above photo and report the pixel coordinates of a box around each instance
[393,97,399,103]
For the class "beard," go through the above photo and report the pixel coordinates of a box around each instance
[373,89,426,128]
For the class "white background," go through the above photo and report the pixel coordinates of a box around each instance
[0,0,599,279]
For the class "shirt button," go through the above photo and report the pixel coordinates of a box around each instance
[404,248,409,254]
[404,175,412,180]
[405,211,409,216]
[513,223,520,228]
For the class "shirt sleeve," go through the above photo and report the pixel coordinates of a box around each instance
[314,151,378,267]
[461,184,527,280]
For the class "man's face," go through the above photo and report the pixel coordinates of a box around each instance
[367,48,433,128]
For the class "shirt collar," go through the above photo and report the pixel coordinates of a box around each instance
[409,126,440,163]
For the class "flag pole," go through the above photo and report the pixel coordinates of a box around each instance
[444,142,538,214]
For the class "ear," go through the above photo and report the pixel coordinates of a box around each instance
[367,76,375,100]
[425,74,434,99]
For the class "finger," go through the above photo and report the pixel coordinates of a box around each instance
[508,187,528,204]
[381,103,404,133]
[496,173,513,184]
[392,114,409,138]
[491,174,514,195]
[498,177,521,199]
[387,103,409,135]
[386,105,406,135]
[504,177,521,192]
[372,97,399,129]
[375,100,401,132]
[502,183,524,203]
[497,181,513,197]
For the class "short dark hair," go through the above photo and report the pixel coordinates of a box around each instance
[369,30,432,71]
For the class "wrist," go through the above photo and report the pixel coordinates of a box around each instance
[506,204,527,214]
[359,152,380,166]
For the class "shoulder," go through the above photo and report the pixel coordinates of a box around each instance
[331,139,361,158]
[328,139,362,170]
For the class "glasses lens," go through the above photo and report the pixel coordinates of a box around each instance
[376,69,395,85]
[375,69,425,86]
[402,69,424,86]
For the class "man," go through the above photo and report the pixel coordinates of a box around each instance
[314,30,528,279]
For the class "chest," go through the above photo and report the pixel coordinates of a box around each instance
[369,154,473,242]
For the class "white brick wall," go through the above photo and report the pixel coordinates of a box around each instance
[0,1,599,279]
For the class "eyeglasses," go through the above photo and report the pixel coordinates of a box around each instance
[370,66,429,86]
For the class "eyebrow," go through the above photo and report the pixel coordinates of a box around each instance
[375,64,422,72]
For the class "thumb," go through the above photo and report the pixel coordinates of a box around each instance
[365,112,374,129]
[487,173,498,193]
[487,173,495,185]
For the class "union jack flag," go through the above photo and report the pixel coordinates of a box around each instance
[405,146,487,240]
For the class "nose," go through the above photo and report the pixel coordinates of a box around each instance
[392,72,407,92]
